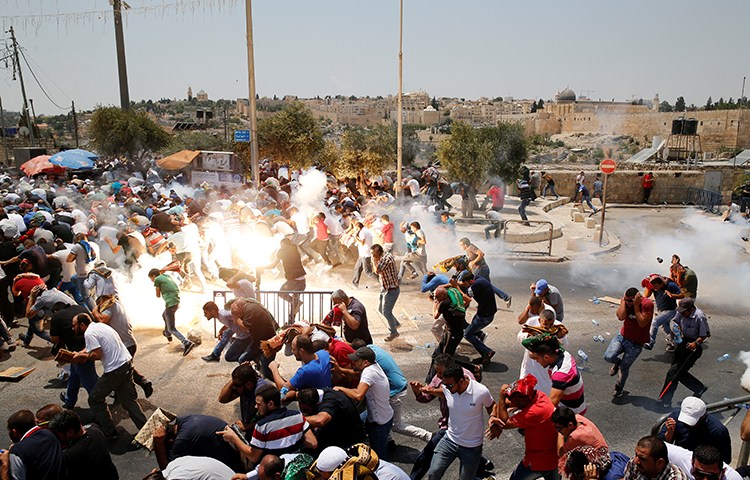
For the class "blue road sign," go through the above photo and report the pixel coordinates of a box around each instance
[234,129,250,143]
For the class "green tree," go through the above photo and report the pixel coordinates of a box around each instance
[479,122,528,182]
[704,97,714,111]
[674,96,686,112]
[338,125,395,177]
[257,101,324,169]
[89,106,170,159]
[537,99,545,110]
[659,101,674,112]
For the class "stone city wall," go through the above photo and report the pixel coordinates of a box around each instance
[531,166,747,204]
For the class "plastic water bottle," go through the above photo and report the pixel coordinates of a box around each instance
[670,323,683,344]
[717,354,731,362]
[425,342,435,348]
[591,319,600,326]
[593,297,600,305]
[597,335,605,343]
[577,349,589,362]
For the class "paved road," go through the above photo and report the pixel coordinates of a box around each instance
[0,207,748,479]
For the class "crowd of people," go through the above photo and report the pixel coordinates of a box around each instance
[0,159,745,480]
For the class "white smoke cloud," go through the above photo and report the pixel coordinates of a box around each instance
[739,351,750,392]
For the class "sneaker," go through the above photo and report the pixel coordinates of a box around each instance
[643,342,653,350]
[162,330,173,342]
[141,382,154,399]
[694,386,708,398]
[183,342,195,356]
[505,296,512,308]
[384,332,400,342]
[613,386,624,398]
[59,392,74,408]
[17,333,29,347]
[482,351,496,366]
[665,344,676,352]
[609,363,620,376]
[202,355,220,362]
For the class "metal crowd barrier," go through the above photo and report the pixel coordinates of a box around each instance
[212,290,334,337]
[650,394,750,468]
[501,220,554,256]
[685,187,723,214]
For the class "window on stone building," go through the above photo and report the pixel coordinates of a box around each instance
[700,121,703,126]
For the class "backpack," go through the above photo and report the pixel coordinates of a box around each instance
[446,287,466,315]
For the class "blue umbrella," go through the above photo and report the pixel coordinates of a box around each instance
[48,150,96,170]
[64,148,99,160]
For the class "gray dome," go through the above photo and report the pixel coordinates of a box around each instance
[557,88,576,102]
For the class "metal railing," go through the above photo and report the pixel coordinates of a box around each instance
[685,187,723,214]
[212,290,333,337]
[501,220,554,256]
[650,394,750,468]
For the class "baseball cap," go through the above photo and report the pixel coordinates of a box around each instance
[347,346,376,363]
[678,397,706,426]
[676,298,696,313]
[316,446,348,472]
[457,270,474,282]
[534,279,549,295]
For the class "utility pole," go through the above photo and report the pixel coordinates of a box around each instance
[28,98,37,124]
[223,105,228,144]
[9,26,35,147]
[71,101,80,148]
[734,76,746,169]
[396,0,404,197]
[245,0,260,187]
[0,97,10,164]
[112,0,131,110]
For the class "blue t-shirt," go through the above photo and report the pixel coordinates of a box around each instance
[368,344,407,396]
[290,350,332,390]
[653,281,681,311]
[421,274,450,293]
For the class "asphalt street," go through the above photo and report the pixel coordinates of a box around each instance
[1,206,748,479]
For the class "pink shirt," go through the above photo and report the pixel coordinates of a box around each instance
[315,220,329,241]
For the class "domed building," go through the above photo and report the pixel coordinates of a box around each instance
[555,87,577,103]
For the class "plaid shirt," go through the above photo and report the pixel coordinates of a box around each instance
[376,253,399,290]
[623,461,689,480]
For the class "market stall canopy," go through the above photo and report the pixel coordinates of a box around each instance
[20,155,67,177]
[48,150,95,170]
[156,150,200,170]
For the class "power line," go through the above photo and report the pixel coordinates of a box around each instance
[18,46,72,102]
[17,46,67,110]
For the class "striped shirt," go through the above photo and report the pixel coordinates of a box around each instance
[376,253,399,290]
[549,351,587,415]
[250,408,308,455]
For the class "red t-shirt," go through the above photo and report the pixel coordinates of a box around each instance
[380,222,394,243]
[13,275,45,301]
[643,174,654,188]
[507,391,558,471]
[328,338,354,369]
[488,185,504,208]
[621,297,654,345]
[315,220,329,241]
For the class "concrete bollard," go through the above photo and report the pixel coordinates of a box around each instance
[585,217,597,229]
[594,228,610,245]
[567,236,586,251]
[570,208,579,220]
[573,212,585,222]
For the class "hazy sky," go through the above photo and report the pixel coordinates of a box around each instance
[1,0,748,115]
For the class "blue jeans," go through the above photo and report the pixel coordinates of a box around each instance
[472,264,490,281]
[604,334,643,389]
[58,280,85,306]
[492,285,511,302]
[510,460,560,480]
[427,435,483,480]
[380,287,400,335]
[649,310,675,345]
[163,305,190,347]
[543,184,559,197]
[518,198,531,221]
[464,314,494,356]
[22,315,51,344]
[73,274,95,310]
[581,195,596,212]
[211,329,233,358]
[484,223,502,240]
[64,361,99,407]
[366,417,394,460]
[352,256,375,286]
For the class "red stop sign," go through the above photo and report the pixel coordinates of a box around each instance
[600,158,617,175]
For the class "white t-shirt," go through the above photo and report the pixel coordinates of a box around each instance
[69,241,99,276]
[359,363,394,425]
[413,229,426,257]
[376,461,411,480]
[168,231,189,254]
[291,211,310,235]
[325,215,344,236]
[51,248,76,282]
[84,322,131,373]
[666,443,741,480]
[163,456,235,480]
[442,378,494,448]
[357,228,373,258]
[406,178,420,197]
[518,305,564,396]
[274,221,294,236]
[7,213,27,233]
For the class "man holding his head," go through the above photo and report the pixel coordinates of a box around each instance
[622,436,688,480]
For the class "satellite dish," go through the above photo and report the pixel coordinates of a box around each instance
[18,126,29,137]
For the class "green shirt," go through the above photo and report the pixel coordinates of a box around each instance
[154,274,180,307]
